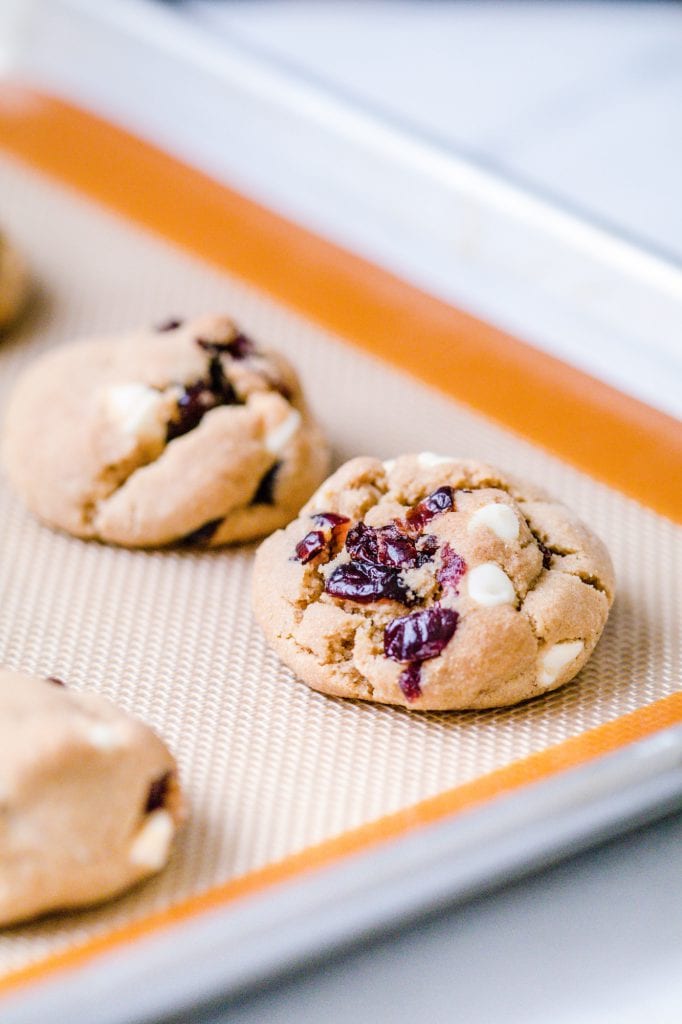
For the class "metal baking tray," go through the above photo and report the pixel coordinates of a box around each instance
[0,4,681,1022]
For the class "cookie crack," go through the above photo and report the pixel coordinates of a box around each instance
[519,601,542,641]
[558,569,609,595]
[517,509,609,598]
[280,628,368,690]
[90,400,280,535]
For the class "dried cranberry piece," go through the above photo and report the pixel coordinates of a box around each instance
[313,512,350,549]
[319,512,349,543]
[157,318,183,332]
[405,486,455,533]
[325,561,411,604]
[398,662,423,702]
[377,526,421,567]
[166,382,219,441]
[384,605,458,662]
[166,354,241,442]
[184,518,222,545]
[251,462,280,505]
[145,771,172,813]
[206,355,239,403]
[226,332,255,359]
[437,543,467,593]
[345,521,427,569]
[292,513,349,564]
[417,534,439,565]
[294,530,326,564]
[345,522,379,562]
[197,332,255,360]
[46,676,66,687]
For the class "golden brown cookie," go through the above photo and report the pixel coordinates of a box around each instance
[2,314,330,546]
[252,454,615,711]
[0,669,182,926]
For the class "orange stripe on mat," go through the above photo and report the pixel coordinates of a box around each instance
[0,86,681,997]
[2,691,682,998]
[0,86,680,524]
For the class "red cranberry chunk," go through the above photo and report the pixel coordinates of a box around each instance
[378,526,422,567]
[313,512,350,550]
[325,561,412,604]
[294,530,327,564]
[405,486,455,533]
[166,382,221,441]
[166,357,240,442]
[226,332,256,359]
[46,676,66,687]
[417,534,439,563]
[157,318,183,332]
[197,332,255,360]
[399,662,423,702]
[346,522,421,568]
[292,513,350,564]
[207,355,239,402]
[345,522,379,562]
[437,543,467,593]
[384,605,458,662]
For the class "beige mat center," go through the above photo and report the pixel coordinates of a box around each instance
[0,155,679,976]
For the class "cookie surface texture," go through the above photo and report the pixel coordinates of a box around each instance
[0,669,182,926]
[252,455,615,711]
[0,234,29,329]
[2,315,330,546]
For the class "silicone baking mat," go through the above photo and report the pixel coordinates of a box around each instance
[0,90,680,995]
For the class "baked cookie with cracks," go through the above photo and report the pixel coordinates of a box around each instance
[2,314,331,547]
[253,454,615,711]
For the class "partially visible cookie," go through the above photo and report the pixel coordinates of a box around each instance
[253,454,615,711]
[0,669,182,926]
[2,314,330,546]
[0,233,29,329]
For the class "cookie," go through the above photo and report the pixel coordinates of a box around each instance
[252,454,615,711]
[0,669,182,926]
[2,314,330,546]
[0,233,29,329]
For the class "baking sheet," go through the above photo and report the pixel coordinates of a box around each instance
[0,151,680,983]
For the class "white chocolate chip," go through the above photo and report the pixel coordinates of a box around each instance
[87,723,127,752]
[382,459,396,473]
[538,640,584,686]
[264,409,301,454]
[468,502,520,543]
[467,562,516,606]
[417,452,454,468]
[129,809,175,871]
[104,383,176,446]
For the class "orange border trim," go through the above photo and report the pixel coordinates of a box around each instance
[0,86,681,524]
[0,87,681,997]
[2,692,682,998]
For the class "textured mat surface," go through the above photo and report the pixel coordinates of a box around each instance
[0,154,679,976]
